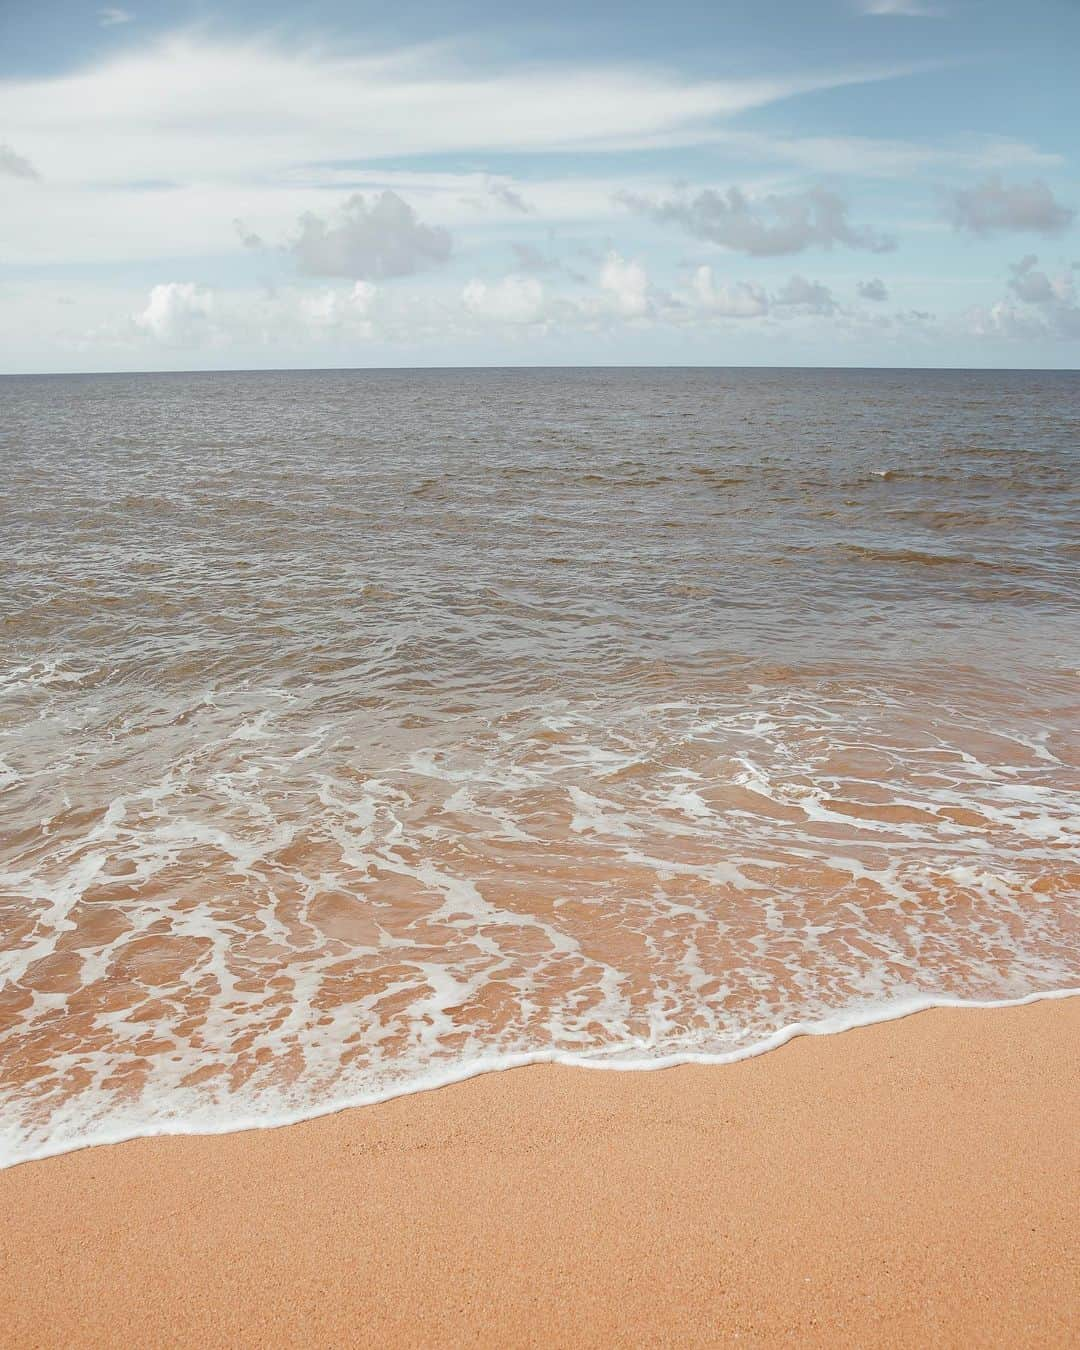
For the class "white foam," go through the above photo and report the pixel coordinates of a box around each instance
[2,987,1077,1171]
[2,677,1078,1172]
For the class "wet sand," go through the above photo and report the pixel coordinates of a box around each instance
[1,998,1076,1349]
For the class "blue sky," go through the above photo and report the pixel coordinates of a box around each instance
[1,0,1078,370]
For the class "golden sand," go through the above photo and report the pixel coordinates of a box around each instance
[1,998,1076,1348]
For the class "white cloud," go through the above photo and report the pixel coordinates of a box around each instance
[462,275,546,325]
[299,282,376,332]
[1,29,1053,283]
[129,279,381,348]
[0,32,935,187]
[690,267,768,317]
[510,243,559,274]
[964,257,1080,341]
[0,142,38,179]
[687,267,836,319]
[943,176,1075,237]
[964,301,1042,341]
[486,179,531,213]
[291,191,452,279]
[134,282,214,344]
[713,131,1058,179]
[1006,257,1080,335]
[98,7,134,25]
[620,185,895,256]
[1007,255,1056,305]
[0,34,933,271]
[96,255,911,362]
[0,171,636,268]
[599,253,652,317]
[773,274,836,313]
[858,1,943,15]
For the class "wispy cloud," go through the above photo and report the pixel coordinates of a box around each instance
[98,7,135,25]
[0,141,39,179]
[486,179,531,214]
[858,0,944,15]
[709,131,1059,179]
[0,32,937,186]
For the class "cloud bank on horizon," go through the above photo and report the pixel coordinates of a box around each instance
[0,0,1077,370]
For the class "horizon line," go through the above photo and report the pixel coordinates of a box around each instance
[3,362,1079,378]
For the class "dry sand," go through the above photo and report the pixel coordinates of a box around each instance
[1,998,1077,1348]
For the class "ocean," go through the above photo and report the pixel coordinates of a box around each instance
[1,366,1078,1166]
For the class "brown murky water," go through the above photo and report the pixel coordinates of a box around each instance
[1,367,1078,1163]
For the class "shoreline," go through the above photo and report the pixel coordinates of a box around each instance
[3,983,1080,1170]
[1,997,1077,1347]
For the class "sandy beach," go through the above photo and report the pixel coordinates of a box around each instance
[4,0,1080,1339]
[1,997,1076,1348]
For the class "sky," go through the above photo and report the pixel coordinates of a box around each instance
[1,0,1078,371]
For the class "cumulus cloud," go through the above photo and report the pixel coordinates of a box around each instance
[967,256,1080,341]
[291,191,452,280]
[134,282,214,345]
[964,302,1037,341]
[600,252,652,317]
[117,256,861,357]
[494,254,835,329]
[688,267,836,319]
[488,259,844,329]
[857,277,889,301]
[620,185,895,256]
[1007,255,1056,304]
[0,142,39,180]
[944,176,1074,237]
[690,267,768,318]
[1007,256,1080,335]
[462,275,546,325]
[131,280,380,347]
[773,274,836,314]
[233,220,265,250]
[299,282,376,333]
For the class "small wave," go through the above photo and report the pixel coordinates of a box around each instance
[0,659,94,695]
[2,676,1077,1169]
[840,544,1028,571]
[3,987,1077,1170]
